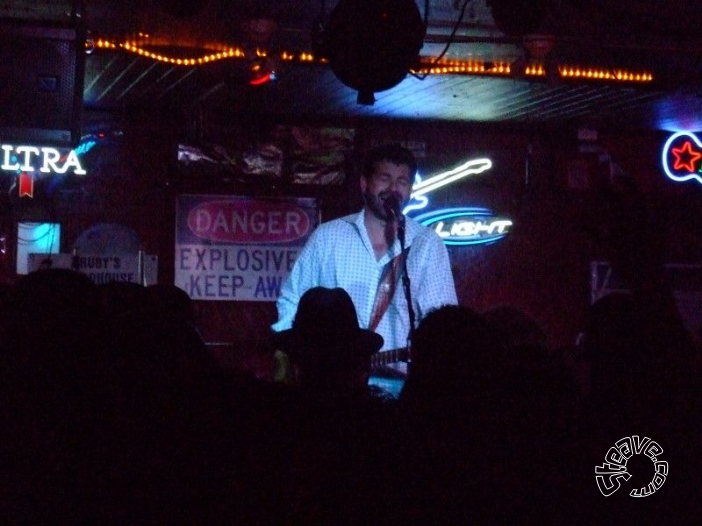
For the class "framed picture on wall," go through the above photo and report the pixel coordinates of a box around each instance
[16,222,61,274]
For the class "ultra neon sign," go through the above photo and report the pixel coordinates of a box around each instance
[413,207,512,246]
[1,145,86,174]
[661,131,702,184]
[2,142,91,198]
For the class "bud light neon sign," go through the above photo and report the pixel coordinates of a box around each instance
[403,158,493,214]
[412,207,513,246]
[401,158,512,246]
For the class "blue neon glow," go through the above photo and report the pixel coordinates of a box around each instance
[73,140,97,156]
[413,207,512,246]
[403,158,493,214]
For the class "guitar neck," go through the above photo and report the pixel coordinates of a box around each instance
[370,347,409,368]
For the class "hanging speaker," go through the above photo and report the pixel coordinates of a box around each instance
[319,0,425,105]
[0,18,86,147]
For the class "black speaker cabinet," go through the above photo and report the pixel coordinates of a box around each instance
[0,18,86,147]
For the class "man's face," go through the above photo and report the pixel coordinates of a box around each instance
[360,160,413,221]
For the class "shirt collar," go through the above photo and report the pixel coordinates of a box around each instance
[344,209,418,257]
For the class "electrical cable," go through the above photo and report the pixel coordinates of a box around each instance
[410,0,472,81]
[17,224,58,245]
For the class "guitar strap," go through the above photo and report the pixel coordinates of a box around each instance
[368,248,410,332]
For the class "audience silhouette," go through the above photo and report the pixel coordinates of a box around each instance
[393,304,578,523]
[263,287,395,524]
[2,273,700,524]
[1,269,113,522]
[571,291,702,523]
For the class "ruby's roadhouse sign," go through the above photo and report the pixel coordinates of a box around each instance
[175,195,319,301]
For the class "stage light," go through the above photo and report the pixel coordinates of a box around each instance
[316,0,425,105]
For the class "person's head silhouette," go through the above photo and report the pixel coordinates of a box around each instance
[274,287,383,392]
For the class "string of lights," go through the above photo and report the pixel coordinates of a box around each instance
[91,37,654,85]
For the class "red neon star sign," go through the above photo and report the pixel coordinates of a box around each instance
[671,140,702,172]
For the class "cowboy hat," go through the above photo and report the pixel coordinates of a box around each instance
[273,287,383,360]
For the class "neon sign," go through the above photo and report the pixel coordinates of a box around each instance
[403,158,492,214]
[413,207,513,246]
[661,131,702,184]
[2,142,92,198]
[1,145,86,174]
[400,157,512,245]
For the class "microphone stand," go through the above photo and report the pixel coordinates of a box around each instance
[396,214,416,364]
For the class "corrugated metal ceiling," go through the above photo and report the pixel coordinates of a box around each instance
[4,0,702,132]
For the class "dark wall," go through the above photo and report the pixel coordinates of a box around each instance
[3,112,702,365]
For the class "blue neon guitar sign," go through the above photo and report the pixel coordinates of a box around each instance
[402,157,513,246]
[403,158,492,214]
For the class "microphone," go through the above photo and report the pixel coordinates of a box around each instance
[382,193,403,221]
